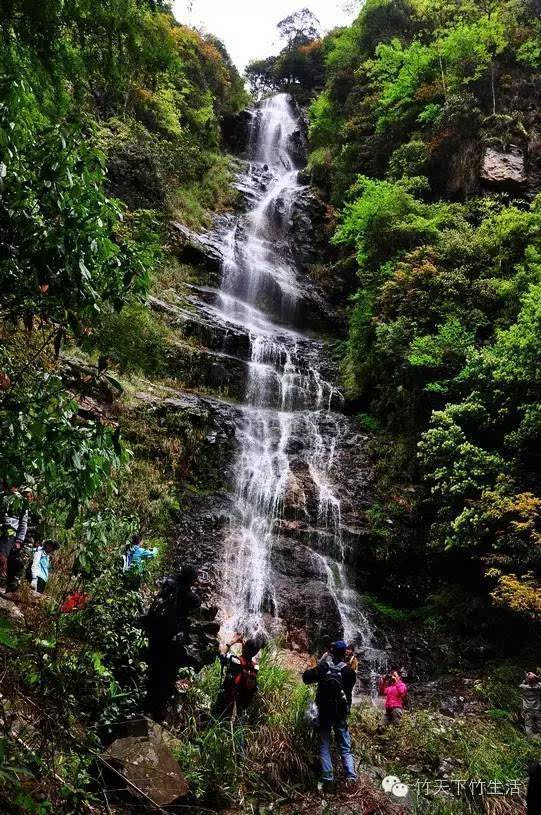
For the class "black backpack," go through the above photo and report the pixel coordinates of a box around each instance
[318,661,349,722]
[144,578,179,638]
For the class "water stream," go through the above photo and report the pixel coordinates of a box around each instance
[215,94,387,680]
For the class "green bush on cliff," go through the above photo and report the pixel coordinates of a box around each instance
[288,0,541,622]
[0,5,248,809]
[93,301,173,376]
[335,175,541,614]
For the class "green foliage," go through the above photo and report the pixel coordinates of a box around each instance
[0,372,128,523]
[307,0,535,199]
[172,153,237,230]
[474,664,523,713]
[173,716,243,803]
[352,704,538,786]
[93,301,172,376]
[363,595,417,622]
[0,548,149,808]
[388,139,430,180]
[0,77,155,529]
[517,22,541,69]
[334,176,449,278]
[246,11,324,101]
[66,567,148,730]
[408,318,474,369]
[0,0,245,532]
[173,648,313,806]
[0,3,247,124]
[0,82,149,331]
[356,412,381,433]
[333,158,541,614]
[419,407,503,511]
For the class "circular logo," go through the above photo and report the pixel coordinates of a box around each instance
[382,776,409,797]
[382,775,401,793]
[392,781,409,798]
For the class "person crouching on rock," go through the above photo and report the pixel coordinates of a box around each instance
[213,633,266,721]
[302,639,357,787]
[379,670,407,726]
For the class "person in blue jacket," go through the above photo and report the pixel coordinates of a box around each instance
[122,534,158,572]
[27,540,59,594]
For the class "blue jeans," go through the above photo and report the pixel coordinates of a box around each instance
[319,720,356,781]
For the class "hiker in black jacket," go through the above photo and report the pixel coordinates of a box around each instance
[303,639,357,785]
[143,566,201,720]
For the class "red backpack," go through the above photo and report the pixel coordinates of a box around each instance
[234,656,258,706]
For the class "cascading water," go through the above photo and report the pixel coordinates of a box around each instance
[216,94,386,682]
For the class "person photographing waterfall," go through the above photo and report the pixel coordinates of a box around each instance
[213,633,266,721]
[379,670,408,726]
[302,640,357,787]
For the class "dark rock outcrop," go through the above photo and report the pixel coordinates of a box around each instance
[149,291,253,361]
[270,539,343,647]
[290,186,329,271]
[288,128,308,169]
[107,142,165,211]
[127,389,239,498]
[168,220,229,285]
[221,109,253,155]
[165,342,249,401]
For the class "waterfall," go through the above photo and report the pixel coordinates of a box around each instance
[215,95,385,678]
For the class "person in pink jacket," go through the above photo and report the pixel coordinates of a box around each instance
[379,670,408,726]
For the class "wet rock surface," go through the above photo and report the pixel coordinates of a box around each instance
[270,539,343,646]
[288,127,308,168]
[290,185,330,272]
[165,342,249,401]
[221,108,253,155]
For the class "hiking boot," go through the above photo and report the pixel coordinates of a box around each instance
[345,776,357,789]
[318,780,334,793]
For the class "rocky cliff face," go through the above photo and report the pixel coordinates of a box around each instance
[146,96,385,666]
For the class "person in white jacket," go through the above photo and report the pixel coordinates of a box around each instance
[28,540,59,594]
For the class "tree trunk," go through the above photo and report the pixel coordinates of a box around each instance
[438,54,448,103]
[490,60,497,115]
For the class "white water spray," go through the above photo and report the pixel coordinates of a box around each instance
[217,95,385,681]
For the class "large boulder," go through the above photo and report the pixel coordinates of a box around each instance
[0,595,25,621]
[103,720,188,807]
[164,341,249,402]
[290,186,329,271]
[148,293,253,361]
[480,146,527,192]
